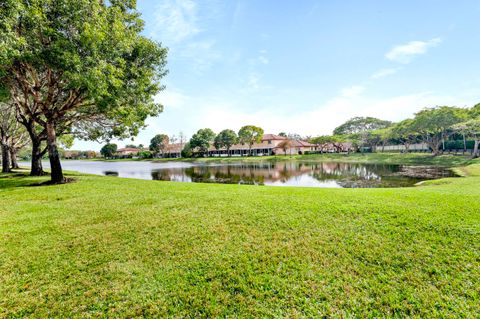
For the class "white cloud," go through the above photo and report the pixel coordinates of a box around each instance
[340,85,365,98]
[154,90,188,109]
[247,73,261,90]
[152,0,200,43]
[179,40,221,72]
[189,90,467,138]
[72,89,475,151]
[386,38,442,64]
[370,67,402,79]
[258,56,269,64]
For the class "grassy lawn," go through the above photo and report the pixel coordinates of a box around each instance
[1,159,479,317]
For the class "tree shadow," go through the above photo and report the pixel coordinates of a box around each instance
[0,171,50,190]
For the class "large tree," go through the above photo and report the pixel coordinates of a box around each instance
[214,129,238,156]
[412,106,467,155]
[149,134,169,157]
[100,143,117,159]
[389,119,419,152]
[452,119,480,158]
[0,0,167,183]
[333,117,392,135]
[238,125,264,156]
[189,128,216,156]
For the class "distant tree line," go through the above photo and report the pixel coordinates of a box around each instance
[310,104,480,158]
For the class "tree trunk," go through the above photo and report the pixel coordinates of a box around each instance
[30,136,45,176]
[473,140,479,159]
[46,122,65,183]
[10,148,19,169]
[1,143,11,173]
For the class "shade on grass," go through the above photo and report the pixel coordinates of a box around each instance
[0,161,479,317]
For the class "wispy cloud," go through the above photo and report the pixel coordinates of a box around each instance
[340,85,365,98]
[152,0,200,43]
[386,38,442,64]
[370,67,402,79]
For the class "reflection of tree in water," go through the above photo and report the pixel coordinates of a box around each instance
[186,165,266,185]
[147,161,451,188]
[310,162,423,188]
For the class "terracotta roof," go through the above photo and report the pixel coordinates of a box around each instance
[165,143,183,153]
[262,134,287,141]
[117,147,141,152]
[290,140,316,147]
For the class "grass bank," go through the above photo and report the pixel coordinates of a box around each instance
[1,161,479,317]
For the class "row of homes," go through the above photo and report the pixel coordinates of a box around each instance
[162,134,317,158]
[114,134,353,158]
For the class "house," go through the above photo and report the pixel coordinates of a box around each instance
[116,147,141,157]
[208,134,317,157]
[163,143,184,158]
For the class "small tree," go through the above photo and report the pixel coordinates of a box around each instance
[214,129,238,156]
[100,143,117,159]
[277,139,293,156]
[189,129,215,156]
[181,142,193,158]
[238,125,264,156]
[149,134,169,157]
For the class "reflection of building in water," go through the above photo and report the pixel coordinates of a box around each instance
[147,162,418,187]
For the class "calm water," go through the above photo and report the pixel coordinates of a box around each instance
[35,160,456,188]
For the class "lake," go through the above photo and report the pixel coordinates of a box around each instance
[34,160,456,188]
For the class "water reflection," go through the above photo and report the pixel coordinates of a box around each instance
[149,162,454,188]
[34,160,455,188]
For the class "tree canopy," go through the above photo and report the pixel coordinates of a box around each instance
[190,128,215,155]
[149,134,169,156]
[100,143,117,159]
[214,129,238,155]
[238,125,264,154]
[0,0,168,182]
[333,117,392,135]
[412,106,467,155]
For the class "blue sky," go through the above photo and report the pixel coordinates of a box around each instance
[73,0,480,150]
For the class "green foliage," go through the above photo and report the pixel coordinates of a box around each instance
[333,117,392,135]
[471,103,480,117]
[412,106,468,154]
[214,129,238,151]
[138,150,153,159]
[0,0,168,165]
[100,143,117,158]
[238,125,264,153]
[149,134,169,155]
[189,128,215,155]
[58,135,75,149]
[181,142,193,158]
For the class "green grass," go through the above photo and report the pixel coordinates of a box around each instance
[1,159,480,317]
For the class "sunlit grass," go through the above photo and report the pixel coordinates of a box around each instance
[1,159,479,317]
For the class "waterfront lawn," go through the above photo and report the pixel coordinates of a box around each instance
[1,163,479,317]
